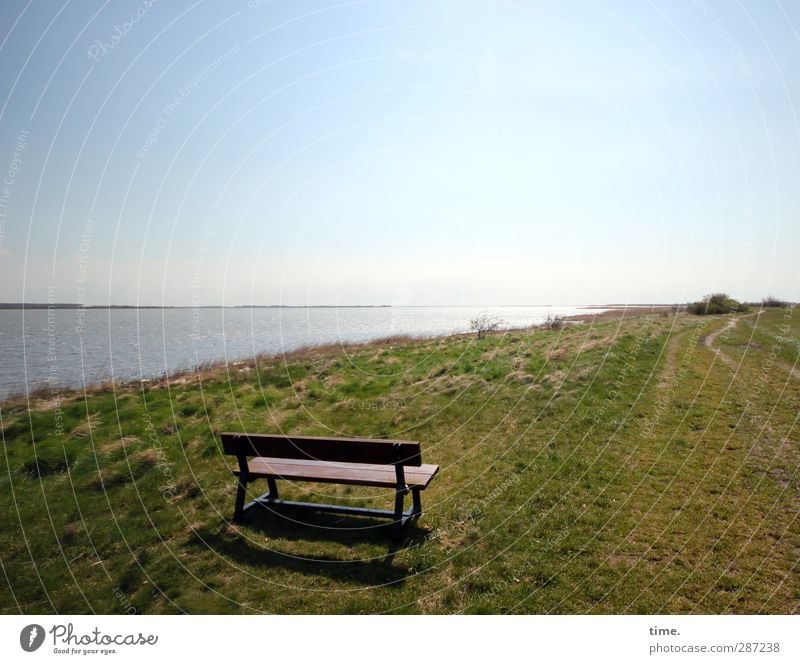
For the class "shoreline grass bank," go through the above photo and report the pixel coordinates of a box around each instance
[1,308,798,614]
[1,306,675,407]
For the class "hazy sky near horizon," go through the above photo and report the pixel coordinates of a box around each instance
[0,0,798,306]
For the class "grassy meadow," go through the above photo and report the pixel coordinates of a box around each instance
[1,308,798,614]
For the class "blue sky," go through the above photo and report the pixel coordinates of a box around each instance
[0,0,798,305]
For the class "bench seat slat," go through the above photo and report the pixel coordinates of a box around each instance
[237,457,439,489]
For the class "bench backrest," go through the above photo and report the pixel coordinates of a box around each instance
[220,432,422,466]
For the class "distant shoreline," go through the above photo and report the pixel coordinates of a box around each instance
[0,303,681,310]
[0,303,392,310]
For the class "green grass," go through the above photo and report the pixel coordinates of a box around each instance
[1,309,798,614]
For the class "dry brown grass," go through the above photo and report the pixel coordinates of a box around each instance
[99,435,140,455]
[545,346,569,360]
[541,369,567,388]
[578,337,615,353]
[506,370,536,384]
[70,412,102,438]
[129,448,161,465]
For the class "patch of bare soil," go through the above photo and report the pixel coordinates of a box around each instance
[701,317,739,369]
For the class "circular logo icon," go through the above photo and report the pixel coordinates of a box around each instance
[20,624,45,652]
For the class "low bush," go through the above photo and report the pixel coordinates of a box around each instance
[470,314,503,339]
[540,314,567,330]
[760,296,789,308]
[687,293,749,315]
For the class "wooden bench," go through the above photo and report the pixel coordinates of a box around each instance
[221,432,439,538]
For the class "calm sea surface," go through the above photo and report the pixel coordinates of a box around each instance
[0,306,605,399]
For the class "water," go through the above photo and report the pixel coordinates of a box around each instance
[0,306,605,399]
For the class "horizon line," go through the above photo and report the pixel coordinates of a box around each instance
[0,302,684,310]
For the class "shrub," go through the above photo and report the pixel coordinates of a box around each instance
[540,314,566,330]
[760,296,788,308]
[470,313,503,340]
[687,293,749,315]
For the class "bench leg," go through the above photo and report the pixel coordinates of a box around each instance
[267,477,279,500]
[234,475,248,523]
[393,488,407,541]
[411,488,422,518]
